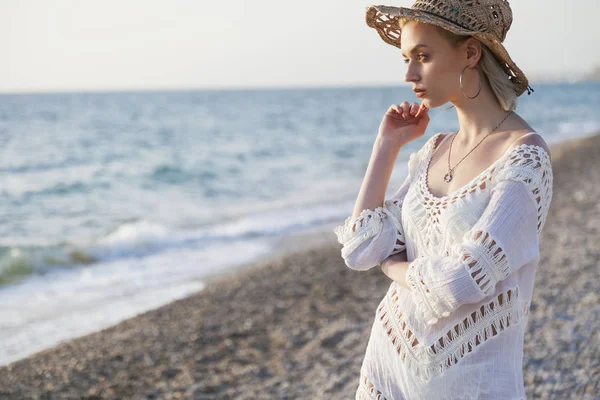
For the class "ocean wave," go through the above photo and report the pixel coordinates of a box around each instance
[0,200,350,287]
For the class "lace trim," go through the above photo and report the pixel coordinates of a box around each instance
[334,207,388,258]
[461,230,511,294]
[377,285,528,383]
[405,228,512,324]
[405,257,457,325]
[333,203,406,260]
[382,198,407,256]
[419,133,503,206]
[498,144,553,234]
[416,133,552,215]
[356,368,388,400]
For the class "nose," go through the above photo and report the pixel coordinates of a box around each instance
[404,63,421,84]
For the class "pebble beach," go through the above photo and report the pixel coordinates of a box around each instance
[0,132,599,399]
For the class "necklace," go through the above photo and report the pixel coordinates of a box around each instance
[443,111,513,183]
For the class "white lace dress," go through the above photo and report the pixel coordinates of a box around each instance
[334,132,553,400]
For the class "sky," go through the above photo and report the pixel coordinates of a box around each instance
[1,0,599,93]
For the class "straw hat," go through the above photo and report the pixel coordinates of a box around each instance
[366,1,534,97]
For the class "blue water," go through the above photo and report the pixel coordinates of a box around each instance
[1,82,599,365]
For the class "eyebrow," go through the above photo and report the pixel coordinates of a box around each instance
[401,44,429,57]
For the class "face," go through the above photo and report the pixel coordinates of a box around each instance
[400,21,469,108]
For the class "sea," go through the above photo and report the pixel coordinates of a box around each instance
[1,82,599,366]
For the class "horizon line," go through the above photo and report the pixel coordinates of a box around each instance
[0,78,597,96]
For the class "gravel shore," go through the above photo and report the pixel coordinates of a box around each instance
[1,133,599,399]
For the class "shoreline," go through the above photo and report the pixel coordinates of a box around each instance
[1,132,599,398]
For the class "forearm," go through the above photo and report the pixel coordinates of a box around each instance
[380,252,411,289]
[352,137,404,221]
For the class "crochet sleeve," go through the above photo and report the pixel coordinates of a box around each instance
[405,144,553,325]
[333,151,420,271]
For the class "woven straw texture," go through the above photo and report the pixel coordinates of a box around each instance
[366,1,533,97]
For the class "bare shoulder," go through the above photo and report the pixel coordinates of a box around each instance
[509,132,552,162]
[415,132,446,157]
[430,131,453,151]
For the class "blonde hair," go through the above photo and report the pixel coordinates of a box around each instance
[399,18,519,111]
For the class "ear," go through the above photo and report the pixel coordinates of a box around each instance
[463,37,482,67]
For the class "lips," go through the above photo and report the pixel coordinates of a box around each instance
[413,88,426,93]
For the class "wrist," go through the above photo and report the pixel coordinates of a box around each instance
[380,259,411,289]
[374,135,406,151]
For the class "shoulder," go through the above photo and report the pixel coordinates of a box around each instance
[412,132,448,163]
[421,132,450,154]
[496,132,554,228]
[432,131,452,146]
[496,132,553,198]
[507,132,552,163]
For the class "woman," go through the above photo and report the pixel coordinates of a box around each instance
[334,1,553,399]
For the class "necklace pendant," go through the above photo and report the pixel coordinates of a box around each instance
[444,172,453,183]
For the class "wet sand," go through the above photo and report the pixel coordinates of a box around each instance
[1,132,599,399]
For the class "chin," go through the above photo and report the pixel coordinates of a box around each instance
[423,97,446,109]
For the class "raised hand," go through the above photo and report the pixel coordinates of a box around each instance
[377,101,430,146]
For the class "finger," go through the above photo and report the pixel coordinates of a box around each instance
[394,104,406,118]
[415,102,428,118]
[416,105,430,123]
[409,102,420,116]
[400,101,411,117]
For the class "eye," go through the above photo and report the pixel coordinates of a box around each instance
[403,54,428,64]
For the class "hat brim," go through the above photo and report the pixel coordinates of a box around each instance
[366,5,530,97]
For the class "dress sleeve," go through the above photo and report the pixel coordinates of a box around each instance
[333,151,420,271]
[405,144,553,325]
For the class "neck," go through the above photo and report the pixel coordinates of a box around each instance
[451,78,512,146]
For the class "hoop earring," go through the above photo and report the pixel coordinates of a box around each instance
[460,65,482,99]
